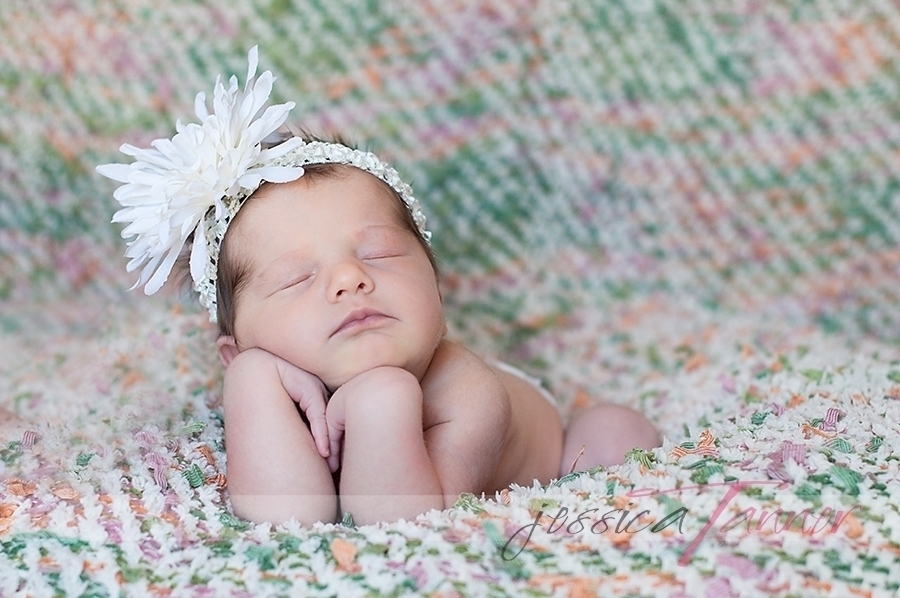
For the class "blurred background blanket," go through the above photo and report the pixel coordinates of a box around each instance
[1,0,899,595]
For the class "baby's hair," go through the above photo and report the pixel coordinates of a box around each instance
[200,131,439,337]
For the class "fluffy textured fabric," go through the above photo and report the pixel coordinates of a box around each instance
[2,1,899,595]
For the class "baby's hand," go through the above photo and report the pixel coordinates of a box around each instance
[269,353,331,461]
[228,348,331,461]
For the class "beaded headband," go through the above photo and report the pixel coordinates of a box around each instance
[97,46,430,323]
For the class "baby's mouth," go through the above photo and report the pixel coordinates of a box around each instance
[331,307,392,337]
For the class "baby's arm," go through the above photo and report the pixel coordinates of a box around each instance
[222,348,337,525]
[421,363,510,501]
[327,356,510,525]
[327,366,443,525]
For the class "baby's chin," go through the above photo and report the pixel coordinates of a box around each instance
[322,352,431,393]
[322,328,443,391]
[324,361,407,394]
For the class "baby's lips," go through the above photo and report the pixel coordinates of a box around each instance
[331,307,390,336]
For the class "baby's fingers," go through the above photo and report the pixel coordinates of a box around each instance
[277,361,330,459]
[326,419,344,473]
[307,409,330,459]
[326,430,342,473]
[292,386,329,459]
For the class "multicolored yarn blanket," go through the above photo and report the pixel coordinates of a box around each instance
[2,0,900,595]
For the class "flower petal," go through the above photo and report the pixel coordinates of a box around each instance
[96,163,133,183]
[246,45,259,87]
[257,136,304,162]
[194,91,209,120]
[254,165,305,184]
[144,243,181,295]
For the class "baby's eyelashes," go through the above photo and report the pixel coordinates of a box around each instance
[267,272,314,296]
[281,273,313,289]
[359,240,409,261]
[361,251,401,261]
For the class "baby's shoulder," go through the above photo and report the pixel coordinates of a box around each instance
[421,340,508,416]
[424,340,501,389]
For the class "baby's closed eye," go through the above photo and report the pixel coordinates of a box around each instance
[358,230,416,261]
[361,248,403,260]
[266,270,314,296]
[359,239,408,260]
[281,273,313,289]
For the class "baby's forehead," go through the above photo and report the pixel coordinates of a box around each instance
[227,169,409,252]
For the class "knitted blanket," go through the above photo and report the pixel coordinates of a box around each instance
[2,1,899,595]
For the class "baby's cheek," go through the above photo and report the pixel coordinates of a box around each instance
[429,309,447,345]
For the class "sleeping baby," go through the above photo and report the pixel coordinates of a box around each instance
[98,47,660,526]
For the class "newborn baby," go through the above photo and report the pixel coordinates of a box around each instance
[97,47,660,527]
[213,163,659,525]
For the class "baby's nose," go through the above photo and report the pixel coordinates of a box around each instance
[328,260,374,299]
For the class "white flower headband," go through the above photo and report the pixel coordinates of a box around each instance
[97,46,430,323]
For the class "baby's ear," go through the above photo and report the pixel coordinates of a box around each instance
[216,336,240,367]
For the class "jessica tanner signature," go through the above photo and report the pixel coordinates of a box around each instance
[500,480,860,565]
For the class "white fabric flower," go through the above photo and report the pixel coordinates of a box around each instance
[96,46,304,295]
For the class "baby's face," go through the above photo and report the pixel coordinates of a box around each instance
[223,167,444,391]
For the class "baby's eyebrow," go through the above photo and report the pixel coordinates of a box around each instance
[355,223,408,240]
